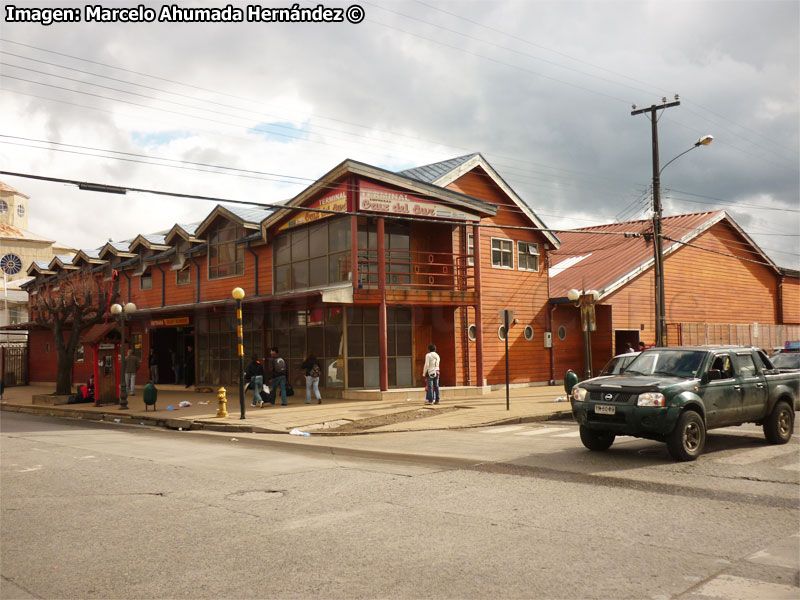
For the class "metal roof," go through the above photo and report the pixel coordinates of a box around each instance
[549,211,740,299]
[398,153,479,184]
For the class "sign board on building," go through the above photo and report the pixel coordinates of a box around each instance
[98,343,115,350]
[359,182,480,222]
[278,184,348,231]
[149,317,190,327]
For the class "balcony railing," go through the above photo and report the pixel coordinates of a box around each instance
[356,248,474,292]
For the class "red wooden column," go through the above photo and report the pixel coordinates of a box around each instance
[377,217,388,391]
[348,175,359,295]
[473,223,484,386]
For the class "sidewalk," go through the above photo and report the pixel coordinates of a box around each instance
[0,382,573,435]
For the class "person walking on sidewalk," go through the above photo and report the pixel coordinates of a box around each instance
[148,349,159,384]
[268,347,288,406]
[301,352,323,404]
[245,354,265,407]
[422,344,440,404]
[123,348,141,396]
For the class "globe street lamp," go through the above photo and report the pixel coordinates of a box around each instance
[110,301,137,409]
[232,287,246,420]
[568,288,599,378]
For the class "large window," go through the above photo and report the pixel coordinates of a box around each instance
[208,221,245,280]
[196,312,263,386]
[347,306,412,388]
[140,269,153,290]
[491,238,513,269]
[517,241,539,272]
[274,217,350,293]
[357,218,411,287]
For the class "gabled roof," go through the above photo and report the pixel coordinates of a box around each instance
[73,248,106,267]
[548,211,779,300]
[260,158,498,237]
[398,153,479,184]
[129,233,170,253]
[164,222,201,244]
[194,204,274,238]
[48,254,79,271]
[0,181,30,197]
[26,261,54,276]
[399,153,560,248]
[98,240,136,260]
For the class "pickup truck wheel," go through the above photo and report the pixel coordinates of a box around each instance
[579,426,616,451]
[763,401,793,445]
[667,410,706,461]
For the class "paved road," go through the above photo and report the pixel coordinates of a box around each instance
[1,412,798,599]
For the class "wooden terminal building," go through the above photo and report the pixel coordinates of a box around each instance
[23,154,562,397]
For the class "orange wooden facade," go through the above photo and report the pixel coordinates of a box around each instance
[25,157,559,392]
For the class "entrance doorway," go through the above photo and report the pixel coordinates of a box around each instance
[614,329,640,355]
[150,327,195,384]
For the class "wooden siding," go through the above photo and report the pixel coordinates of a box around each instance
[446,168,552,385]
[783,275,800,324]
[606,221,779,341]
[551,304,613,380]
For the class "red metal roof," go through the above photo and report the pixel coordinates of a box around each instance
[549,211,726,299]
[80,322,120,345]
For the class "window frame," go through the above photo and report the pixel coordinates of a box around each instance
[176,264,191,286]
[490,237,514,270]
[467,232,474,266]
[517,241,540,272]
[207,220,245,281]
[140,269,153,290]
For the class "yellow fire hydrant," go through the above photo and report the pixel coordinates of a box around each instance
[215,386,229,418]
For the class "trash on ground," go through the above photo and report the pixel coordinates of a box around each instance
[289,428,311,437]
[555,397,567,402]
[166,405,176,410]
[230,437,239,442]
[178,400,192,407]
[113,418,121,423]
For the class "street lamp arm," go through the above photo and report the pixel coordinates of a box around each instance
[660,135,713,175]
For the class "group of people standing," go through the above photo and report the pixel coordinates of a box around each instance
[122,346,195,397]
[244,348,323,408]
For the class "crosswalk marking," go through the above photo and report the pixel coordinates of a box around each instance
[553,431,581,438]
[480,425,526,434]
[690,574,798,599]
[514,427,568,436]
[714,445,799,465]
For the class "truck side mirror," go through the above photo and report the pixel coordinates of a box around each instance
[706,369,722,382]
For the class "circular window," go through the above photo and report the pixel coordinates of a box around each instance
[498,325,507,341]
[0,253,23,275]
[17,204,25,218]
[524,325,534,341]
[467,324,477,342]
[0,199,7,214]
[557,325,567,341]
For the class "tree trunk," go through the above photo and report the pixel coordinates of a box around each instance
[55,346,73,395]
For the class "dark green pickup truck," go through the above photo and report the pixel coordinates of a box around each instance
[570,346,800,461]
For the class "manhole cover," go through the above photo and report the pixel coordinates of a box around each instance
[227,490,284,501]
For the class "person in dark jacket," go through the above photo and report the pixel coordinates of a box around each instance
[245,354,265,407]
[300,353,322,404]
[268,347,288,406]
[184,345,195,388]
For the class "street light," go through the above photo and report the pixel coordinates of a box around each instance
[651,134,714,347]
[110,301,137,409]
[568,289,599,378]
[232,287,246,420]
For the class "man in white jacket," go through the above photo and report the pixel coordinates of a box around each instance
[422,344,441,404]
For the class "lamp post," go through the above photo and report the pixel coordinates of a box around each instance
[568,288,599,379]
[232,287,246,420]
[651,134,714,347]
[110,301,137,409]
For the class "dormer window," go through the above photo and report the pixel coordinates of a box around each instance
[208,220,244,280]
[176,264,191,286]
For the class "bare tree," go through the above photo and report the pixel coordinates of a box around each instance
[30,275,118,395]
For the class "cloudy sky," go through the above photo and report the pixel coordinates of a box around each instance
[1,0,798,269]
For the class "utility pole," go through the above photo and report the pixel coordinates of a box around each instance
[631,98,680,347]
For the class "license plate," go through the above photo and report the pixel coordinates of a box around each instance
[595,404,616,415]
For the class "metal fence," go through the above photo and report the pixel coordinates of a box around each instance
[1,344,28,387]
[668,323,800,349]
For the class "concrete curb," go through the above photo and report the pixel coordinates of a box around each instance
[1,401,573,436]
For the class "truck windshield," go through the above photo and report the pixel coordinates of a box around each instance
[624,350,706,378]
